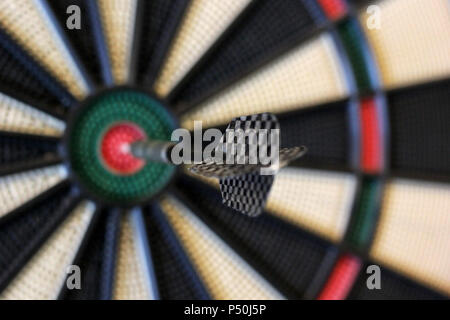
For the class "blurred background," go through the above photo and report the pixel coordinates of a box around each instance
[0,0,448,300]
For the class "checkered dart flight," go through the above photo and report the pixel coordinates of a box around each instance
[130,113,307,217]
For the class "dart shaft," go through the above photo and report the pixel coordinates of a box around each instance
[130,140,175,164]
[131,140,206,165]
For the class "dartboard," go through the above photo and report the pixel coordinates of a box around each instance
[0,0,448,300]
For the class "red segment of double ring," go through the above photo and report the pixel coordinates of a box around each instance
[100,123,146,175]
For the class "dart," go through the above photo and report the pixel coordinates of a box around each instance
[128,113,307,217]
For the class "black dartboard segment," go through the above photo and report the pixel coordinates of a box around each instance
[0,185,72,292]
[144,204,210,300]
[0,132,59,167]
[0,29,74,116]
[47,0,103,86]
[278,100,349,168]
[388,79,450,178]
[61,208,120,300]
[135,0,190,85]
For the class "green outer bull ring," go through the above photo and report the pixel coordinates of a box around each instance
[63,87,178,207]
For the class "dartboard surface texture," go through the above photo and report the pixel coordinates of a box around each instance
[0,0,448,300]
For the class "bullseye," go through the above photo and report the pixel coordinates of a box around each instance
[100,123,146,175]
[66,88,177,205]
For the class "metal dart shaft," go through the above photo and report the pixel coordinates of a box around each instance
[130,140,175,164]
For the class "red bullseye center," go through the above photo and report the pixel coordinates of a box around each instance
[100,123,146,175]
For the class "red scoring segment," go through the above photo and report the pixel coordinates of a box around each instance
[360,98,382,173]
[100,123,146,175]
[317,0,348,20]
[317,254,362,300]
